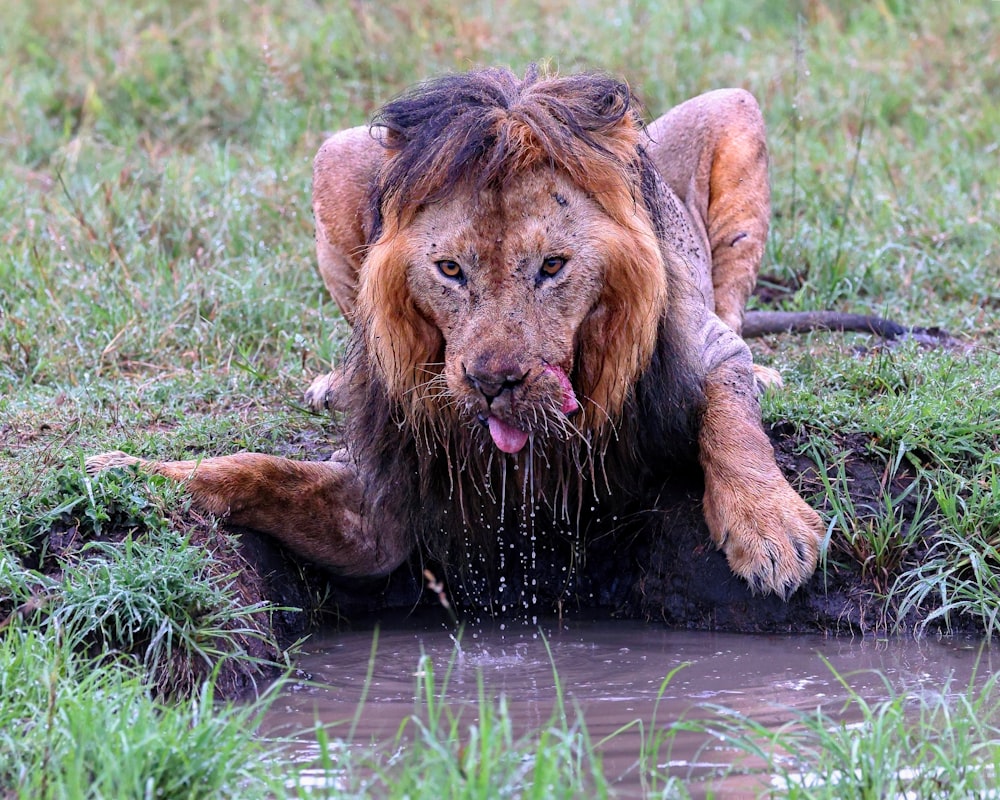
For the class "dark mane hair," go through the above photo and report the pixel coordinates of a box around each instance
[344,66,704,606]
[367,65,648,241]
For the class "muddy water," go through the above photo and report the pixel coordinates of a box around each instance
[262,616,993,796]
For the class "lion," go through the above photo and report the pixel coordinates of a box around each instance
[88,66,825,605]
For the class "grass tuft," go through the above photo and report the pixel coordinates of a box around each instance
[0,628,285,800]
[892,465,1000,639]
[685,660,1000,798]
[2,461,285,696]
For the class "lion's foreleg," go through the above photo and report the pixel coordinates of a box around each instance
[695,330,823,597]
[86,451,411,578]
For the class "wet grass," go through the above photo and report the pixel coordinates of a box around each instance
[677,664,1000,798]
[763,341,1000,631]
[0,628,286,800]
[1,463,284,697]
[2,0,999,795]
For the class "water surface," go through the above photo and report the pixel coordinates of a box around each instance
[262,616,993,796]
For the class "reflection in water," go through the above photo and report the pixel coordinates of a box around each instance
[260,616,993,796]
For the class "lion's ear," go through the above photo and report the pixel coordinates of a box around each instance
[355,235,443,412]
[382,127,408,153]
[544,75,641,138]
[516,74,644,224]
[592,79,634,125]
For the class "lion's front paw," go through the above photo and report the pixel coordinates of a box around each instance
[704,478,823,598]
[304,370,346,412]
[85,451,143,475]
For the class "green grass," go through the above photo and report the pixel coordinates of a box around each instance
[0,628,287,800]
[674,663,1000,799]
[893,466,1000,638]
[2,0,1000,796]
[1,463,285,697]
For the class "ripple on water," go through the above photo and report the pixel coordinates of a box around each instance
[261,616,996,796]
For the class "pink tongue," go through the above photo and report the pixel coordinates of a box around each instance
[544,365,579,415]
[485,365,578,454]
[488,416,529,454]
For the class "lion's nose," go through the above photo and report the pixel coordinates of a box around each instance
[465,365,527,405]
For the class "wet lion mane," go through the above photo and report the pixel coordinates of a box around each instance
[353,65,672,437]
[367,64,644,235]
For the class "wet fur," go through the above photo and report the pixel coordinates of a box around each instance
[88,66,824,605]
[356,67,667,432]
[344,309,704,595]
[346,69,702,583]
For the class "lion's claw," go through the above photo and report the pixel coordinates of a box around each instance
[706,479,823,598]
[85,451,142,475]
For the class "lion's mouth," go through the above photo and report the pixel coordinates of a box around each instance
[546,364,580,416]
[486,416,531,454]
[481,365,579,454]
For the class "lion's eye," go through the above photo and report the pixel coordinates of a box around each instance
[436,260,465,281]
[539,256,566,278]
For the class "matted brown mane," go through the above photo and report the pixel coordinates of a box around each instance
[354,65,669,436]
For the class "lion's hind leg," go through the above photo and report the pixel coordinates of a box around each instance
[304,368,347,412]
[648,89,770,335]
[86,451,411,578]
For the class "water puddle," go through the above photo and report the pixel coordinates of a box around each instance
[261,616,994,796]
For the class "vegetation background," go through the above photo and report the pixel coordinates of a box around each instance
[1,0,998,796]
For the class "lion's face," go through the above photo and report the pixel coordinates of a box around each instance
[355,70,671,455]
[357,166,666,455]
[400,170,609,452]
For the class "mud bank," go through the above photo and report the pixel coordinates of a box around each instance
[221,423,943,649]
[21,423,946,698]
